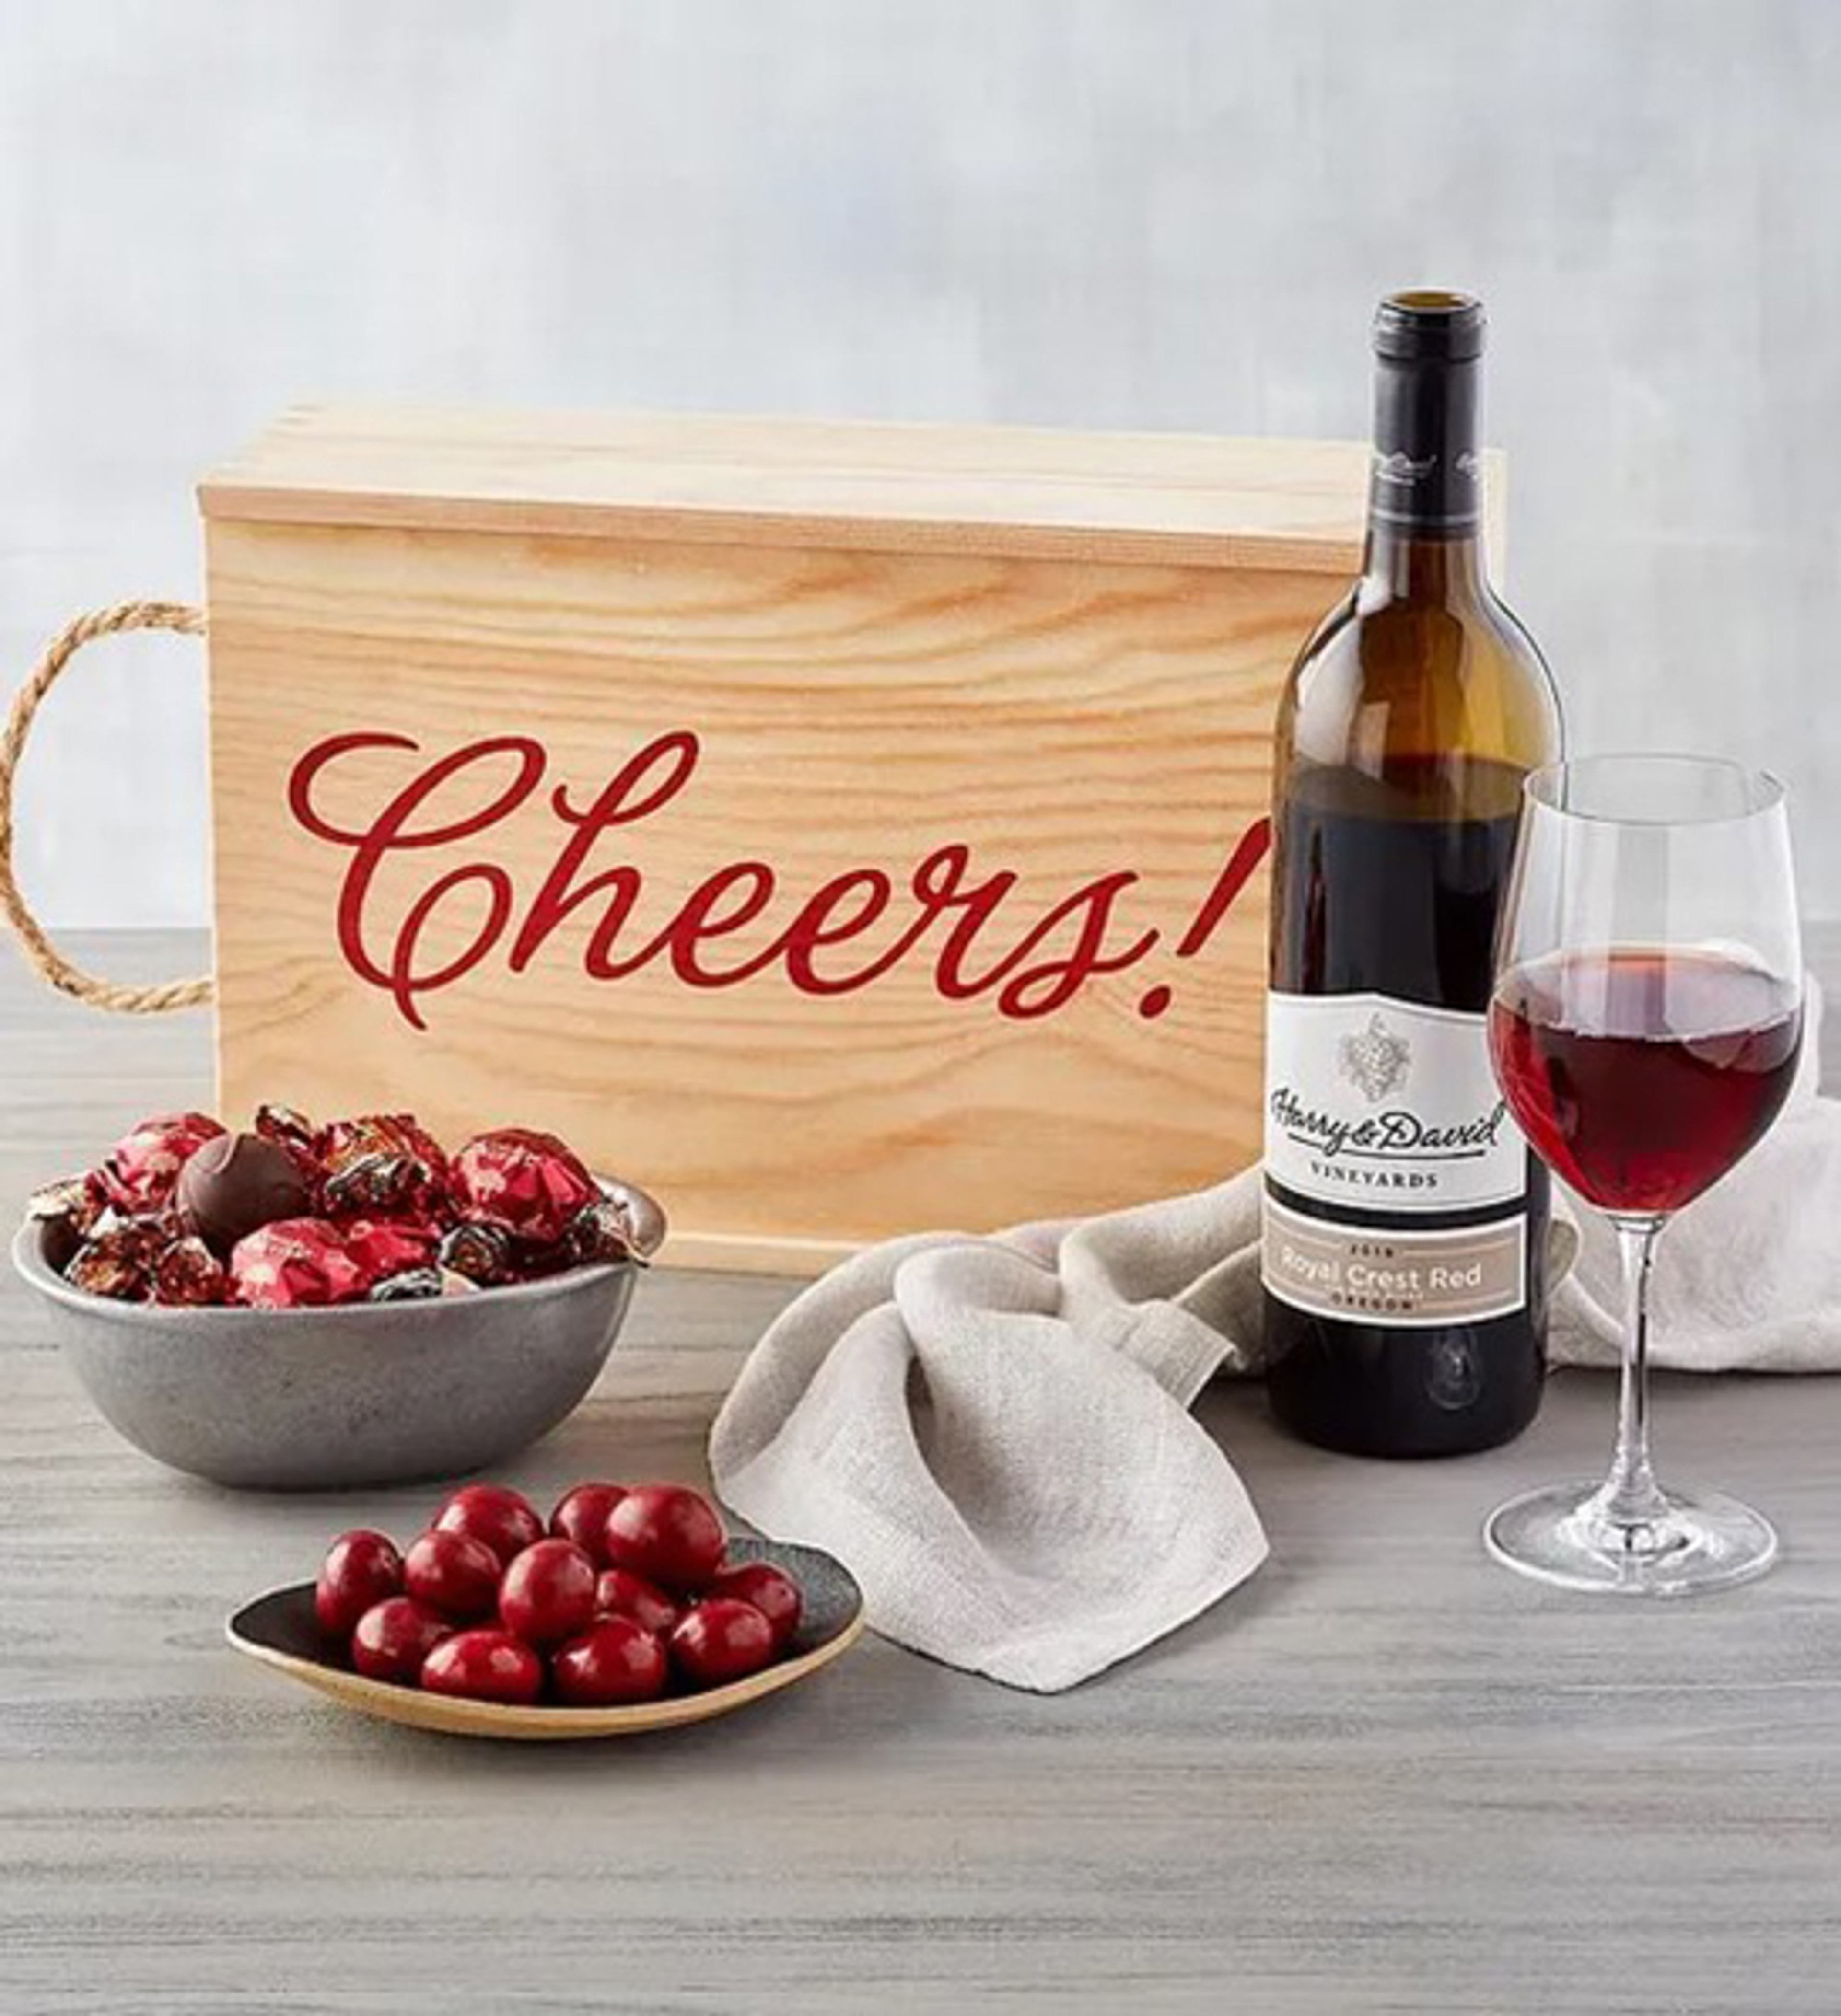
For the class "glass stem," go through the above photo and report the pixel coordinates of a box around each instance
[1599,1217,1671,1529]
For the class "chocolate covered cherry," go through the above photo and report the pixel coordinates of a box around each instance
[420,1629,544,1705]
[315,1529,404,1638]
[604,1484,726,1593]
[670,1598,777,1690]
[550,1482,627,1563]
[551,1617,670,1707]
[403,1529,501,1621]
[351,1597,451,1684]
[498,1538,598,1645]
[594,1567,680,1637]
[709,1561,803,1651]
[432,1484,544,1567]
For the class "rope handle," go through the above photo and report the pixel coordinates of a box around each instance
[0,601,215,1013]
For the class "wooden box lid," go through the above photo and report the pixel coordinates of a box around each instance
[198,404,1378,569]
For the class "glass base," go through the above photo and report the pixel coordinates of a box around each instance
[1484,1478,1779,1597]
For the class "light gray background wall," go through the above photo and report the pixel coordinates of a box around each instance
[2,0,1836,929]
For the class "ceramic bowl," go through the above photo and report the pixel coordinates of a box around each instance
[228,1535,865,1739]
[11,1177,665,1492]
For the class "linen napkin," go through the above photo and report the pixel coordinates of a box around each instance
[710,991,1837,1691]
[708,1196,1270,1693]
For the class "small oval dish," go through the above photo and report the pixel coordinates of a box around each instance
[12,1177,665,1492]
[228,1536,864,1738]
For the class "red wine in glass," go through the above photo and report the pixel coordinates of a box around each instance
[1490,946,1803,1216]
[1483,754,1802,1597]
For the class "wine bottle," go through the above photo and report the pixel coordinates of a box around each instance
[1262,290,1562,1458]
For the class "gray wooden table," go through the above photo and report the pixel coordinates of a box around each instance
[3,934,1839,2014]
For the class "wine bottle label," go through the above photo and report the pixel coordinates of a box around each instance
[1263,990,1524,1212]
[1261,1195,1527,1328]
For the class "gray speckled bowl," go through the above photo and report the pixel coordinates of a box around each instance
[11,1178,666,1492]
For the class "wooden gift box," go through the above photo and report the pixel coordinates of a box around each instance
[193,407,1372,1274]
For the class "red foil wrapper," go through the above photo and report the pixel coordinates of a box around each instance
[65,1216,170,1301]
[342,1217,440,1288]
[449,1128,598,1246]
[150,1235,229,1307]
[230,1218,368,1309]
[320,1114,448,1218]
[96,1112,226,1215]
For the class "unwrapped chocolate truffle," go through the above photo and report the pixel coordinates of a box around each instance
[176,1132,315,1258]
[253,1103,324,1187]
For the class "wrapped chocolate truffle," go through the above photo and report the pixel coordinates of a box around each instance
[65,1215,171,1301]
[320,1113,448,1218]
[230,1219,368,1309]
[435,1219,516,1287]
[563,1196,640,1268]
[448,1128,599,1246]
[95,1112,225,1215]
[150,1235,229,1307]
[27,1174,107,1274]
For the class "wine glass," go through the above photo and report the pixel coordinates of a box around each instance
[1484,754,1804,1595]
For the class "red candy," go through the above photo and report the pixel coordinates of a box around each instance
[433,1484,545,1567]
[46,1107,637,1304]
[420,1629,544,1705]
[594,1567,680,1638]
[149,1234,228,1307]
[449,1128,599,1245]
[351,1597,451,1684]
[550,1482,627,1563]
[604,1484,727,1593]
[27,1173,106,1238]
[670,1598,777,1690]
[342,1217,439,1282]
[709,1561,804,1651]
[65,1216,168,1301]
[321,1113,448,1218]
[315,1529,405,1639]
[435,1219,516,1286]
[498,1539,598,1646]
[231,1218,367,1309]
[551,1618,669,1706]
[563,1197,637,1268]
[403,1529,502,1620]
[95,1112,224,1214]
[300,1479,809,1714]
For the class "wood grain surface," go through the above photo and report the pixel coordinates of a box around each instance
[198,406,1384,568]
[200,417,1363,1271]
[3,933,1840,2013]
